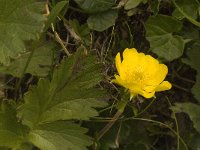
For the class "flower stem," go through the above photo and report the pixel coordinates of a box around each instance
[165,96,180,150]
[96,98,128,141]
[96,110,122,141]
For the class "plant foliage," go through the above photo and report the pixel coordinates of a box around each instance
[0,0,200,149]
[0,0,46,65]
[0,49,106,150]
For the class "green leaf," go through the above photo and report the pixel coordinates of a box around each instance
[87,10,118,31]
[192,75,200,101]
[29,121,91,150]
[0,148,9,150]
[16,143,34,150]
[22,50,106,128]
[145,14,185,61]
[74,0,115,13]
[44,1,69,31]
[172,0,199,20]
[171,103,200,133]
[21,50,107,150]
[125,0,143,10]
[69,19,91,46]
[0,0,46,65]
[0,41,57,77]
[0,103,28,149]
[182,42,200,102]
[149,0,161,15]
[177,24,199,40]
[188,132,200,150]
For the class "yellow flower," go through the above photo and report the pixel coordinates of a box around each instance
[112,48,172,99]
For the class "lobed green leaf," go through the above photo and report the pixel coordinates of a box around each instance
[0,41,57,77]
[22,50,107,127]
[0,0,46,65]
[0,103,28,149]
[29,121,91,150]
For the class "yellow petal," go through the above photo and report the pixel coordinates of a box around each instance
[120,48,139,80]
[111,75,124,86]
[157,64,168,83]
[140,90,155,99]
[149,64,168,85]
[122,48,138,64]
[130,85,155,99]
[155,81,172,92]
[143,85,156,93]
[123,48,137,58]
[137,53,148,67]
[115,53,122,75]
[144,55,159,76]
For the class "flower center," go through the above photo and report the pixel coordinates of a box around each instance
[133,66,149,84]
